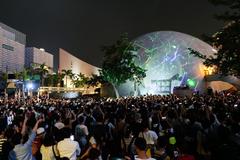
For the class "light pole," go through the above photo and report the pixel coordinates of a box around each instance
[133,75,137,97]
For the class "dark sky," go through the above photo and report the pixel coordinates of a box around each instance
[0,0,225,69]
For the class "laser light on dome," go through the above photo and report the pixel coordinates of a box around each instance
[117,31,215,96]
[187,79,196,88]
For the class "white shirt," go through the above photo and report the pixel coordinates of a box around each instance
[76,124,89,136]
[139,130,158,145]
[54,122,65,130]
[57,138,81,160]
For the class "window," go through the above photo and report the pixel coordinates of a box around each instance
[2,44,14,51]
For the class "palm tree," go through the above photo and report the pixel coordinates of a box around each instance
[1,72,8,87]
[86,74,105,88]
[20,68,30,81]
[14,71,21,80]
[38,63,49,87]
[1,72,8,100]
[72,73,89,88]
[61,69,73,87]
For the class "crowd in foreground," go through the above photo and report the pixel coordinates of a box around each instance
[0,92,240,160]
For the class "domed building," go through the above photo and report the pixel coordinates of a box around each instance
[118,31,218,96]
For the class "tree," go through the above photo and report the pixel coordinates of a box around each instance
[19,68,31,81]
[42,72,62,87]
[61,69,74,87]
[86,74,106,88]
[100,33,146,97]
[72,73,89,88]
[38,63,49,86]
[208,0,240,21]
[0,72,8,91]
[189,0,240,77]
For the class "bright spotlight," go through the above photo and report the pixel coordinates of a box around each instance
[27,83,33,89]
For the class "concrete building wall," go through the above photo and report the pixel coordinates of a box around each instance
[0,22,26,45]
[25,47,54,69]
[59,48,99,76]
[0,23,25,73]
[59,48,99,87]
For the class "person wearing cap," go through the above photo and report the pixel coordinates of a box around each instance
[32,127,45,159]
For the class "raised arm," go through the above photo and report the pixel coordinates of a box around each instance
[24,118,44,147]
[21,113,28,135]
[70,110,77,123]
[33,118,44,133]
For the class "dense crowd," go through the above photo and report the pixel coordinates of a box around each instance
[0,92,240,160]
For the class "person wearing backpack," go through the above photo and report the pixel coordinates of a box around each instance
[57,127,81,160]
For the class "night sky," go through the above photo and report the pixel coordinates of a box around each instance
[0,0,225,70]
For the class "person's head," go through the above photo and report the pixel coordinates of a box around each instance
[95,113,103,123]
[157,136,167,149]
[64,118,70,126]
[11,133,22,145]
[88,148,100,160]
[134,137,147,152]
[60,127,71,139]
[78,116,85,124]
[0,128,4,136]
[55,114,61,122]
[43,132,55,147]
[141,122,149,132]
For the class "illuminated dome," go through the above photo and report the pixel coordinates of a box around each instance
[119,31,215,95]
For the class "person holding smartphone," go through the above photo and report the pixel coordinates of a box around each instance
[57,127,81,160]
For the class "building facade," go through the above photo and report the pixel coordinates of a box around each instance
[59,48,99,87]
[0,22,26,73]
[25,47,54,70]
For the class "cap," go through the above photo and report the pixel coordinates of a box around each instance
[37,127,45,135]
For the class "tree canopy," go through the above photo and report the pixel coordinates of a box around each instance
[100,33,146,86]
[189,0,240,77]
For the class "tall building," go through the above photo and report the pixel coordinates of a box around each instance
[25,47,54,70]
[0,22,26,73]
[59,48,99,87]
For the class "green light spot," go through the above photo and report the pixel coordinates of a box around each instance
[187,79,196,87]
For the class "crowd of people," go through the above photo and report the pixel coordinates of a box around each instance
[0,92,240,160]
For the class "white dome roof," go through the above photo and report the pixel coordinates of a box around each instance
[133,31,215,94]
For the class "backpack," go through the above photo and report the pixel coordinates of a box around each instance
[52,144,70,160]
